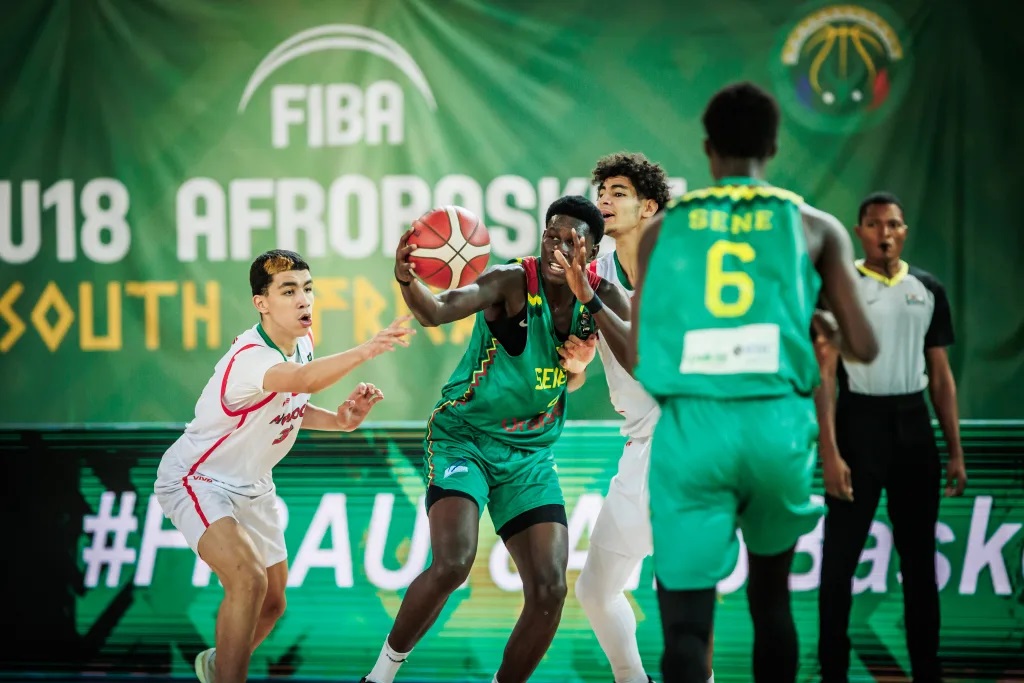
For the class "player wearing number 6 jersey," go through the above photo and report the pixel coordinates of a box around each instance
[631,83,879,683]
[154,249,414,683]
[552,153,714,683]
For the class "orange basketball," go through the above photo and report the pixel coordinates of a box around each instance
[408,206,491,289]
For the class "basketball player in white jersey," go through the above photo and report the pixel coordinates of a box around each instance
[555,153,714,683]
[154,250,415,683]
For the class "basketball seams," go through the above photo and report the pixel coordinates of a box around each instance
[408,206,490,289]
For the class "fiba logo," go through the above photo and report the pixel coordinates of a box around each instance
[771,3,911,133]
[238,25,438,148]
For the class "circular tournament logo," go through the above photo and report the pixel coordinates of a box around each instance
[771,2,911,133]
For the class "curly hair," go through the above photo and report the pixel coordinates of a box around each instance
[591,152,672,210]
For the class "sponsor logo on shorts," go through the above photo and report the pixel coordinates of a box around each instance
[444,460,469,479]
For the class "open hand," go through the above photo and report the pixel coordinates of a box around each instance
[552,229,595,304]
[336,382,385,431]
[362,315,416,359]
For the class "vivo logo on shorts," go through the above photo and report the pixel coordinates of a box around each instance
[238,25,438,149]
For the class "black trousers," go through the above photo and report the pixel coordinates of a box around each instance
[818,391,942,683]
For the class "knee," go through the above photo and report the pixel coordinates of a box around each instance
[261,590,287,623]
[525,574,568,614]
[222,562,269,602]
[574,568,602,610]
[573,571,591,606]
[428,553,474,593]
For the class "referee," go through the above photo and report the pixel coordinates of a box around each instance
[816,192,967,683]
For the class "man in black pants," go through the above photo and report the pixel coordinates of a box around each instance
[817,192,968,683]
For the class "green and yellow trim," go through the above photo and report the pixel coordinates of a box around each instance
[856,258,909,286]
[680,184,803,204]
[424,338,499,484]
[424,400,454,484]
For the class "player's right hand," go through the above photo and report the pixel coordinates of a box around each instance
[822,450,854,502]
[395,228,418,284]
[553,228,595,304]
[361,315,416,359]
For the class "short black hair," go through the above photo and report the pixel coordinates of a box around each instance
[591,152,672,209]
[702,81,780,160]
[857,191,904,224]
[250,249,311,296]
[545,195,605,244]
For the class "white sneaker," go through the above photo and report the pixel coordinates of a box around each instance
[194,648,215,683]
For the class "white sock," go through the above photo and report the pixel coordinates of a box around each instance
[491,677,499,683]
[707,671,714,683]
[575,544,648,683]
[366,639,411,683]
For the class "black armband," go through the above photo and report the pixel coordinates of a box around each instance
[584,295,604,315]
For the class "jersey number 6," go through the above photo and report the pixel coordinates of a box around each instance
[705,239,755,318]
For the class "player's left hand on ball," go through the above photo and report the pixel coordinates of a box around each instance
[394,228,419,284]
[336,382,385,430]
[558,334,597,373]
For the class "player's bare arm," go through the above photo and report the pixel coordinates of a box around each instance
[302,382,386,432]
[804,207,879,363]
[814,336,854,501]
[591,278,633,368]
[263,317,414,395]
[553,228,633,368]
[628,212,663,375]
[395,227,523,327]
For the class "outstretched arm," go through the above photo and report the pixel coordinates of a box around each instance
[263,317,415,395]
[302,382,387,432]
[395,227,517,327]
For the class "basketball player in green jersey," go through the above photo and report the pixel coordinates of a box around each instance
[629,82,879,683]
[360,195,630,683]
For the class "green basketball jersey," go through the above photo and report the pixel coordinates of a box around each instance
[635,177,822,400]
[429,257,597,450]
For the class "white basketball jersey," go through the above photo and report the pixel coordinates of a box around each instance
[157,325,315,495]
[588,252,660,439]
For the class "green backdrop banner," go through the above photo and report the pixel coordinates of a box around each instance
[1,0,1021,423]
[5,423,1023,681]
